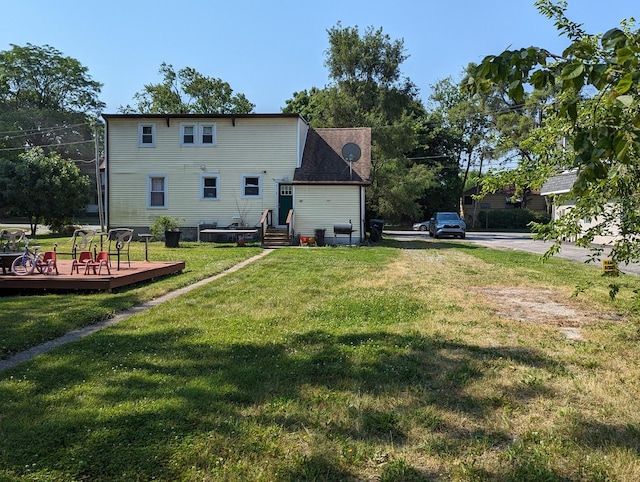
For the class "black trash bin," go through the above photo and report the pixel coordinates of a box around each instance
[370,219,384,242]
[314,228,326,247]
[164,230,181,248]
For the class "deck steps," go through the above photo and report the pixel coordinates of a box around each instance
[262,228,290,247]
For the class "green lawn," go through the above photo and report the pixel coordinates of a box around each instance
[1,236,262,359]
[1,238,639,481]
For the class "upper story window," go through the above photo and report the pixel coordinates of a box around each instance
[201,124,216,145]
[242,174,262,198]
[181,124,196,145]
[180,122,217,146]
[201,174,219,200]
[148,175,167,208]
[138,123,156,147]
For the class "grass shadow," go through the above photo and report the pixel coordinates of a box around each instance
[0,326,582,480]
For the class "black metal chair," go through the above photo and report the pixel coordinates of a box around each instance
[107,228,134,269]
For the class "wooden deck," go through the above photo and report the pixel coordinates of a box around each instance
[0,259,185,292]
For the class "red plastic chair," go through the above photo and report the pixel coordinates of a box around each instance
[37,251,58,275]
[71,251,93,274]
[85,251,111,275]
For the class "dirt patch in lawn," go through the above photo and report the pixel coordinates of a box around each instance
[475,287,623,341]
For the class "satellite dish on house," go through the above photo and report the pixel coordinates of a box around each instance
[341,143,361,180]
[341,143,361,162]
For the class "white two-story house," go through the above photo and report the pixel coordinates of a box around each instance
[102,113,371,244]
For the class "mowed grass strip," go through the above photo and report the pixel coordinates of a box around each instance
[1,240,639,481]
[0,237,262,359]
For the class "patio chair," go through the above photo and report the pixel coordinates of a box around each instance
[38,250,59,275]
[84,251,111,275]
[70,229,96,259]
[1,229,25,252]
[107,228,134,268]
[70,251,93,274]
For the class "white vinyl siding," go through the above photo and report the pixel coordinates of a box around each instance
[294,185,362,242]
[107,116,307,229]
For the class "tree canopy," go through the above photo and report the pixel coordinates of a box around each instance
[0,43,104,162]
[0,147,90,235]
[284,24,451,222]
[120,63,255,115]
[466,0,639,264]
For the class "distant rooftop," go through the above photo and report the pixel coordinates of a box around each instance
[540,171,578,196]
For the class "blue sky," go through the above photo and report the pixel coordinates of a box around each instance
[2,1,637,114]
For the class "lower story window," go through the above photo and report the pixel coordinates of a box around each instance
[201,175,219,199]
[149,175,167,208]
[242,175,261,198]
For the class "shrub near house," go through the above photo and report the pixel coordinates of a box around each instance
[462,186,548,230]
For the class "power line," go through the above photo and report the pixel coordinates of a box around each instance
[0,122,92,138]
[407,155,455,160]
[0,140,94,153]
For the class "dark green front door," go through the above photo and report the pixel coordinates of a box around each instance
[278,184,293,225]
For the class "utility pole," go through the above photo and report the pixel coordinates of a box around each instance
[94,122,105,232]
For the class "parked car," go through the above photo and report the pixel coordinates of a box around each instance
[428,212,466,239]
[412,220,430,231]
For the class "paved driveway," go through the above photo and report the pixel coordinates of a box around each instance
[387,230,640,276]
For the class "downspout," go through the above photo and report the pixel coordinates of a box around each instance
[360,185,366,243]
[102,116,109,230]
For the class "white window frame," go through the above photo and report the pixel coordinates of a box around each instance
[178,122,217,146]
[180,123,197,146]
[138,123,156,147]
[200,174,220,200]
[148,174,167,208]
[200,123,217,145]
[241,174,262,199]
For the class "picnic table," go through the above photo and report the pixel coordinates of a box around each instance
[199,228,258,243]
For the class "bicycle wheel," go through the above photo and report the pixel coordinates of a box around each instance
[35,254,46,274]
[11,255,36,275]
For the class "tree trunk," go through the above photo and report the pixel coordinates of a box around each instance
[29,216,38,237]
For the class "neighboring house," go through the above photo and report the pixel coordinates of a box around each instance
[540,170,618,245]
[102,113,371,244]
[461,186,547,226]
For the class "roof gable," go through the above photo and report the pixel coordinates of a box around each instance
[294,128,371,185]
[540,171,578,195]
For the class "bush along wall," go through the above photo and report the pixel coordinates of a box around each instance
[476,209,550,231]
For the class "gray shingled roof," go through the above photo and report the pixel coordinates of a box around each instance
[294,128,371,185]
[540,171,578,195]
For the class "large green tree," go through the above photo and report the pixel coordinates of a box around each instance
[284,24,439,222]
[428,76,493,219]
[410,110,467,217]
[0,44,104,161]
[1,147,90,235]
[466,0,639,264]
[121,63,255,114]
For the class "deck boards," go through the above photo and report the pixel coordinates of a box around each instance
[0,260,185,292]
